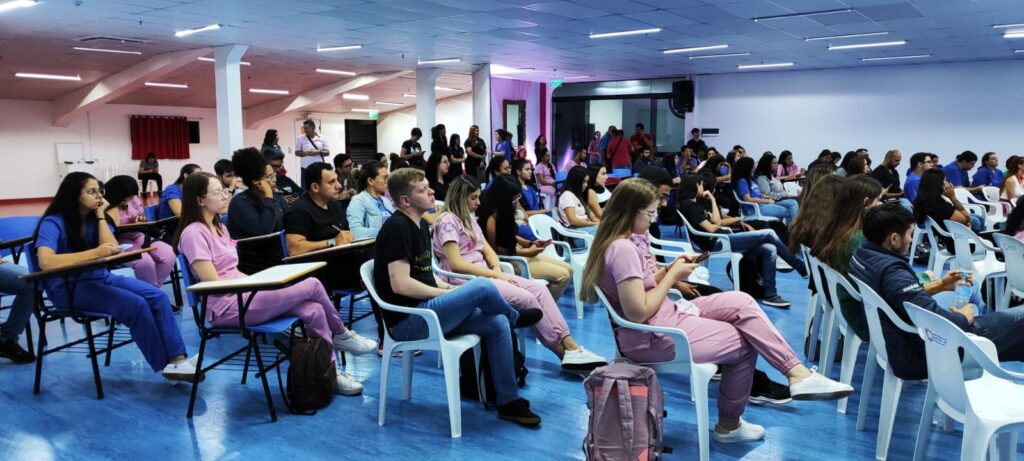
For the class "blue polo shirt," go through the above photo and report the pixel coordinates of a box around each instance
[34,215,113,296]
[971,167,1003,188]
[734,177,763,199]
[157,183,182,220]
[904,172,922,202]
[942,161,969,187]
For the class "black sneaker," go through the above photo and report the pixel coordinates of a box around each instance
[0,340,36,364]
[513,308,543,329]
[761,295,792,308]
[748,370,792,405]
[497,398,541,426]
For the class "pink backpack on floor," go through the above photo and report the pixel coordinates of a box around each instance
[583,361,667,460]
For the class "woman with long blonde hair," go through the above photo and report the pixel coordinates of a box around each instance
[432,175,605,370]
[581,178,852,445]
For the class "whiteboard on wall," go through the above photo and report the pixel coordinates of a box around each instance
[55,142,85,164]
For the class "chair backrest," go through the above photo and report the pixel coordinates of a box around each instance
[806,253,829,308]
[819,260,862,332]
[983,186,1001,203]
[993,234,1024,294]
[528,213,556,241]
[678,209,730,253]
[611,168,631,178]
[903,302,973,414]
[175,254,204,329]
[594,285,696,367]
[943,220,984,268]
[852,277,917,366]
[783,181,801,196]
[358,260,441,341]
[953,187,973,206]
[732,190,758,217]
[0,216,40,260]
[279,231,289,257]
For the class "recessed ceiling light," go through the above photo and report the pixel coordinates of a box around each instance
[754,8,851,22]
[861,54,930,62]
[737,62,794,70]
[417,57,461,65]
[689,52,751,60]
[434,86,460,91]
[828,40,906,51]
[402,93,416,98]
[342,93,369,101]
[15,72,81,81]
[994,23,1024,29]
[144,82,189,88]
[663,44,728,54]
[317,44,363,52]
[197,57,250,66]
[72,46,141,55]
[316,68,357,76]
[375,101,403,106]
[249,88,289,95]
[174,23,221,38]
[0,0,37,14]
[351,108,378,113]
[589,28,661,39]
[1005,31,1024,39]
[805,31,889,42]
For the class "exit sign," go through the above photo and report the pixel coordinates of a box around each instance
[369,112,379,120]
[550,79,563,88]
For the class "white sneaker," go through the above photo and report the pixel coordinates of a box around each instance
[335,371,363,396]
[789,367,854,401]
[561,347,607,370]
[713,419,766,444]
[162,356,202,383]
[333,330,377,355]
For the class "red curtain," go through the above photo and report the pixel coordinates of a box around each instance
[130,116,190,160]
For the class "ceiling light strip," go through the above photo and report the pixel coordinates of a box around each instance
[663,44,728,54]
[417,57,461,64]
[72,47,142,55]
[317,44,363,52]
[175,23,221,38]
[15,72,81,81]
[737,62,793,70]
[827,40,906,50]
[754,8,852,22]
[198,57,251,66]
[589,28,661,39]
[145,82,189,88]
[689,52,750,60]
[861,54,930,62]
[805,31,889,42]
[316,68,357,76]
[249,88,289,95]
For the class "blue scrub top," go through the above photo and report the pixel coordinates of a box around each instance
[521,185,543,211]
[34,215,113,296]
[157,183,182,220]
[735,178,763,199]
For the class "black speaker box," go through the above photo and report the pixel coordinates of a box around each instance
[672,80,694,112]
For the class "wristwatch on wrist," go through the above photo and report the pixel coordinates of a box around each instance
[325,239,335,248]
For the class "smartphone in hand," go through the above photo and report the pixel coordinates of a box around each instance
[692,251,711,264]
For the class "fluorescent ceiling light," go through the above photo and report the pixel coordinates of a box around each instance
[174,23,220,38]
[197,56,250,66]
[737,62,794,70]
[562,75,591,80]
[589,28,661,39]
[144,82,189,88]
[1016,49,1024,53]
[491,64,535,74]
[317,44,362,52]
[417,57,461,65]
[316,68,356,76]
[994,23,1024,29]
[249,88,289,95]
[754,8,851,21]
[375,101,403,106]
[1005,31,1024,39]
[435,86,460,92]
[0,0,37,14]
[342,93,369,101]
[689,52,750,60]
[805,31,889,42]
[72,46,141,55]
[828,40,906,50]
[402,93,416,98]
[664,44,728,54]
[351,108,378,113]
[15,72,81,81]
[861,54,930,62]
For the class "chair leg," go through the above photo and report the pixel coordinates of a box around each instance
[401,350,414,401]
[856,344,877,431]
[961,419,999,461]
[170,265,183,308]
[913,384,938,461]
[32,317,46,395]
[23,320,33,358]
[241,341,252,385]
[104,322,115,367]
[378,341,393,427]
[729,255,741,292]
[818,312,836,375]
[693,377,711,461]
[876,368,903,461]
[187,337,207,419]
[440,346,464,438]
[837,334,861,414]
[84,321,104,400]
[808,298,823,362]
[251,338,278,422]
[573,268,584,319]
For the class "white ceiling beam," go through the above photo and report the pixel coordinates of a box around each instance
[244,70,412,129]
[52,47,213,127]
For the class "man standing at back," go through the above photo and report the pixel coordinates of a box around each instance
[597,125,614,165]
[630,122,656,167]
[372,167,543,426]
[295,119,330,188]
[606,128,632,170]
[685,128,707,157]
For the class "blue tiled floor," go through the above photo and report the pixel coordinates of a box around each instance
[0,227,1017,460]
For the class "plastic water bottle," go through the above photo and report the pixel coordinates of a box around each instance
[952,271,972,308]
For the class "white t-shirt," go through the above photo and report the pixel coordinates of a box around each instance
[1003,175,1023,200]
[558,191,588,227]
[295,134,329,168]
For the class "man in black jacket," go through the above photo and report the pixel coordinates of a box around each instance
[849,204,1024,380]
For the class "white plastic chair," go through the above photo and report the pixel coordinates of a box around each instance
[982,186,1002,204]
[677,210,742,291]
[801,245,824,363]
[594,288,718,461]
[817,258,866,414]
[359,261,482,439]
[529,214,592,319]
[907,225,925,265]
[783,181,801,197]
[732,191,780,223]
[905,302,1024,461]
[944,220,1005,308]
[924,217,955,274]
[431,256,529,354]
[992,234,1024,311]
[954,187,1004,231]
[853,277,922,460]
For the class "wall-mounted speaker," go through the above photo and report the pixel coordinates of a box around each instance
[672,80,694,113]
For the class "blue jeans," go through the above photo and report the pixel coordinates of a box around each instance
[759,199,798,223]
[935,289,1024,362]
[0,262,33,342]
[968,212,984,233]
[725,229,803,298]
[389,278,520,405]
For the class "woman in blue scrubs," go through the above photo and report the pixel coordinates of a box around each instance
[33,172,199,382]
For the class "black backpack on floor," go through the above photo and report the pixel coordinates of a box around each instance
[276,337,336,415]
[727,255,765,300]
[459,329,528,407]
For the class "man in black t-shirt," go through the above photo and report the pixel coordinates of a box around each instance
[869,149,911,209]
[684,128,707,159]
[284,162,366,290]
[372,167,543,426]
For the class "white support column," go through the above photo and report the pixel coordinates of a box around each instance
[472,65,492,168]
[416,67,443,131]
[214,44,248,159]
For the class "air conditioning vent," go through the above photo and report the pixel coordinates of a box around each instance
[73,35,150,45]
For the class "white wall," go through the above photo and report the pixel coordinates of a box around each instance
[0,99,366,200]
[376,92,474,155]
[588,99,622,134]
[690,59,1024,167]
